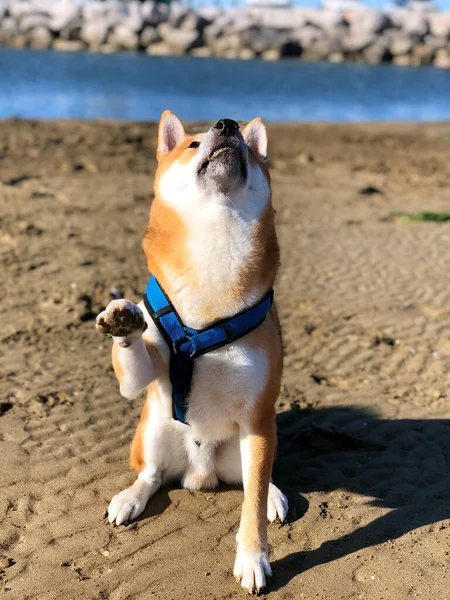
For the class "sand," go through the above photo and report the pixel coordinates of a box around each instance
[1,119,450,600]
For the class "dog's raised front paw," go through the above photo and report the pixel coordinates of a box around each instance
[96,299,146,339]
[234,547,271,594]
[267,482,289,523]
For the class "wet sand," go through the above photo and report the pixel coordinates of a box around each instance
[1,119,450,599]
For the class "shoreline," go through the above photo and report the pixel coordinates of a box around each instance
[1,2,450,68]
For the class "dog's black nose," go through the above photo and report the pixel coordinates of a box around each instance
[214,119,239,137]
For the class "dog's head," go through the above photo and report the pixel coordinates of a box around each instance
[154,111,270,212]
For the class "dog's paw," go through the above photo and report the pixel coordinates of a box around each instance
[234,547,271,594]
[107,485,148,526]
[267,482,289,523]
[181,470,219,492]
[96,300,146,339]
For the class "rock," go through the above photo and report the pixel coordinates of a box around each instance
[424,35,449,51]
[350,10,390,35]
[411,43,435,65]
[190,45,212,58]
[239,26,285,54]
[141,0,169,26]
[146,41,171,56]
[10,34,28,47]
[196,6,222,23]
[109,23,139,51]
[80,20,108,47]
[328,51,344,63]
[428,13,450,38]
[250,7,307,30]
[343,32,376,53]
[390,35,413,56]
[434,48,450,68]
[308,8,346,33]
[81,1,106,22]
[9,0,33,20]
[157,22,200,53]
[125,1,143,32]
[393,54,411,66]
[293,24,323,48]
[53,38,85,51]
[59,18,82,40]
[0,0,9,19]
[181,12,208,33]
[168,2,190,27]
[402,12,429,39]
[18,14,50,33]
[208,33,241,56]
[363,41,390,64]
[48,0,79,33]
[140,25,160,47]
[239,47,256,60]
[261,47,281,60]
[29,24,52,48]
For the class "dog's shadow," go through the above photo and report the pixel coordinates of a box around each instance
[269,404,450,590]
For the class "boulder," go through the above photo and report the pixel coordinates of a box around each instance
[412,42,435,65]
[109,24,139,50]
[59,19,82,40]
[292,24,324,48]
[0,17,18,43]
[18,14,50,32]
[9,0,33,20]
[140,25,160,47]
[239,47,256,60]
[342,31,376,53]
[80,20,109,47]
[239,26,286,54]
[328,51,344,63]
[168,2,190,27]
[393,54,411,66]
[190,45,212,57]
[123,1,143,33]
[428,13,450,39]
[363,41,390,64]
[249,7,307,30]
[402,12,428,39]
[350,10,390,35]
[262,47,281,60]
[158,22,200,54]
[48,0,79,33]
[390,35,413,56]
[307,9,346,33]
[146,41,171,56]
[424,35,449,50]
[196,6,222,23]
[434,48,450,68]
[141,1,170,26]
[29,25,52,48]
[53,38,85,51]
[0,0,9,19]
[208,33,241,55]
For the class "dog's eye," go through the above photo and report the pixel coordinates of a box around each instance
[188,141,200,149]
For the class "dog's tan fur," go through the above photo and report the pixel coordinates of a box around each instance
[97,112,287,592]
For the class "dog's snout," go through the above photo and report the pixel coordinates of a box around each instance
[213,119,239,137]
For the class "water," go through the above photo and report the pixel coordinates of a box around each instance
[1,47,450,122]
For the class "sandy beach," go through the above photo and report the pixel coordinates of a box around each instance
[1,119,450,600]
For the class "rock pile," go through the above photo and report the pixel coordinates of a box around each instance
[0,1,449,68]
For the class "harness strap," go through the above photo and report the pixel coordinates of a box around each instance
[143,275,274,425]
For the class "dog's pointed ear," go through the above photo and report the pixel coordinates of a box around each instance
[157,111,185,160]
[242,118,267,160]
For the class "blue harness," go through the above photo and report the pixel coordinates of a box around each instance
[143,275,274,425]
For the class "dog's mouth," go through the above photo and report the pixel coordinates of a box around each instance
[198,145,246,178]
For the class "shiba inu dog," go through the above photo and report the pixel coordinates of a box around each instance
[96,112,288,593]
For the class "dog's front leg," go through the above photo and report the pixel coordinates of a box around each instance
[234,414,275,593]
[96,299,155,399]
